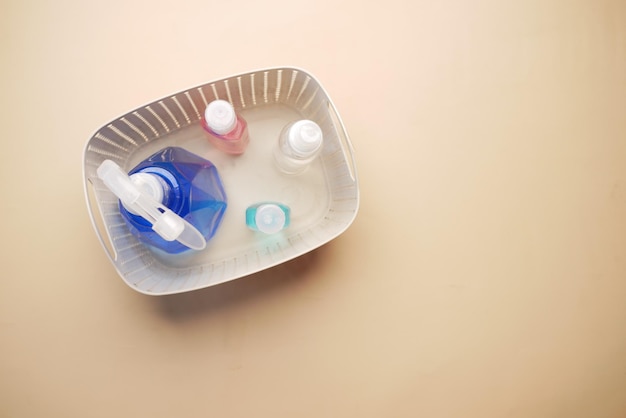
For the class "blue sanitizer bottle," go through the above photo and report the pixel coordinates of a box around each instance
[97,147,227,254]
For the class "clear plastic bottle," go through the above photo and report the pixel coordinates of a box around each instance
[273,119,323,175]
[97,147,227,254]
[245,202,290,234]
[201,100,249,155]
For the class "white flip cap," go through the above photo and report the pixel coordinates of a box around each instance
[287,120,323,157]
[97,160,207,250]
[255,204,287,234]
[205,100,237,135]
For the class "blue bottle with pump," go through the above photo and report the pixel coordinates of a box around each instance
[98,147,227,254]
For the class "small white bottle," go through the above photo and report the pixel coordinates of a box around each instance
[273,119,323,175]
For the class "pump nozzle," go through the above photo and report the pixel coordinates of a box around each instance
[97,160,207,251]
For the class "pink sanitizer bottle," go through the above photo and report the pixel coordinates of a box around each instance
[201,99,250,155]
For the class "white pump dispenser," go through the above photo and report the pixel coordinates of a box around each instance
[97,160,207,251]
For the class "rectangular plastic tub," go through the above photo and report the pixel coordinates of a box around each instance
[83,67,359,295]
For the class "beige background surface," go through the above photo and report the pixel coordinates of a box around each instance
[1,0,626,416]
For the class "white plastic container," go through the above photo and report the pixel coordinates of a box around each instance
[83,67,359,295]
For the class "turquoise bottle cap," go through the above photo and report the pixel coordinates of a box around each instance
[255,204,287,234]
